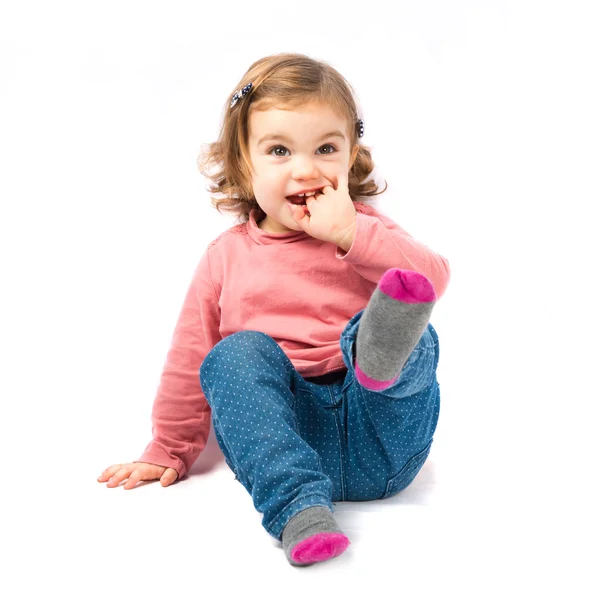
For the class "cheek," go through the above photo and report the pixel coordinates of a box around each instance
[253,172,284,195]
[321,162,343,180]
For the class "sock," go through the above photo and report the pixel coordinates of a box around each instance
[355,268,437,391]
[282,506,350,567]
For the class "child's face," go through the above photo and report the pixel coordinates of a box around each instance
[247,102,359,233]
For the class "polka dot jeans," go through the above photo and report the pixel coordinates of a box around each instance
[199,310,440,541]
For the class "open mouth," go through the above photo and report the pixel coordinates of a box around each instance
[286,189,323,205]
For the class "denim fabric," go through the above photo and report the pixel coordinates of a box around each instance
[199,309,440,541]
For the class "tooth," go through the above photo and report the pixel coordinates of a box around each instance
[293,190,319,198]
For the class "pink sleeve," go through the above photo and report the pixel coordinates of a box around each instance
[135,249,222,480]
[337,203,451,300]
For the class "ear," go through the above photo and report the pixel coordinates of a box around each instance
[349,144,360,170]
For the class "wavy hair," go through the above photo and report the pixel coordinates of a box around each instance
[197,52,388,223]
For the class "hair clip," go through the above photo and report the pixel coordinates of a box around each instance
[357,119,364,138]
[230,83,253,108]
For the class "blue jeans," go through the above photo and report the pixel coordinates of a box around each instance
[199,310,440,541]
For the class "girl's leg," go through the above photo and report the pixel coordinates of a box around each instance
[199,330,348,564]
[339,306,441,501]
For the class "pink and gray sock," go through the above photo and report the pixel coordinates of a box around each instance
[355,268,437,391]
[282,506,349,567]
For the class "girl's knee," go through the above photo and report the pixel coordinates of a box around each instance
[207,330,272,360]
[220,330,272,350]
[200,330,288,380]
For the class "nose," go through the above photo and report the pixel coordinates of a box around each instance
[291,154,319,180]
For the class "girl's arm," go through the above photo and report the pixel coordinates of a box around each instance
[336,203,451,300]
[136,248,222,480]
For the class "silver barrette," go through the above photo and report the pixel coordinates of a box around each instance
[230,83,253,108]
[357,119,364,138]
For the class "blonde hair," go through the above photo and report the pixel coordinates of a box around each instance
[197,52,388,223]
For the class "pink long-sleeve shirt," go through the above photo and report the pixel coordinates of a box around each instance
[136,201,451,479]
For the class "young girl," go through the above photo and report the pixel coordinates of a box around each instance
[98,52,451,567]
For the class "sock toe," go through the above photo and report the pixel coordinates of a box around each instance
[379,269,437,303]
[282,506,349,567]
[291,532,350,565]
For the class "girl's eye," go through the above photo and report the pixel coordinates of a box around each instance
[318,144,337,155]
[268,144,337,157]
[269,146,289,157]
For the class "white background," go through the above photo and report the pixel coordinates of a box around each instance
[1,1,598,597]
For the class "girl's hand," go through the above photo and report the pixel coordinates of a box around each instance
[97,462,178,490]
[287,170,357,250]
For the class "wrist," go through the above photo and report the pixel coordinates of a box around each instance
[335,220,356,252]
